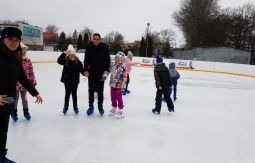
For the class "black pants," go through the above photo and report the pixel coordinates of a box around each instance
[155,88,174,111]
[125,74,130,90]
[0,105,12,155]
[64,83,78,108]
[88,79,104,109]
[173,84,177,98]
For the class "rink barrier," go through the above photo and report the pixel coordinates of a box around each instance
[184,69,255,78]
[30,60,255,78]
[137,65,255,78]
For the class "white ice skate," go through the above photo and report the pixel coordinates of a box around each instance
[109,107,117,116]
[115,109,124,119]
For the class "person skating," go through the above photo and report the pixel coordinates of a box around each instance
[152,56,174,114]
[83,33,110,116]
[57,44,84,115]
[121,50,139,95]
[109,52,127,119]
[0,27,43,163]
[11,42,37,121]
[169,62,180,101]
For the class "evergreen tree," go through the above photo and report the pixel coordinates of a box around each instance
[57,32,67,52]
[83,33,90,49]
[66,36,72,47]
[72,29,78,44]
[147,35,154,57]
[77,34,83,50]
[139,37,146,57]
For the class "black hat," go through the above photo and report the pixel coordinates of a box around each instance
[0,27,22,40]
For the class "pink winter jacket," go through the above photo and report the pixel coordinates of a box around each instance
[124,58,139,74]
[16,57,37,91]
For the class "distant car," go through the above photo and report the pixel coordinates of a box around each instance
[77,49,86,53]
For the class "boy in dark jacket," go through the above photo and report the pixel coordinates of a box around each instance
[57,44,84,115]
[152,56,174,114]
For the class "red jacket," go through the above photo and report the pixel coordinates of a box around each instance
[16,57,37,91]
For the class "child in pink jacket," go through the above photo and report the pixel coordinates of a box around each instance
[11,43,37,121]
[122,51,139,95]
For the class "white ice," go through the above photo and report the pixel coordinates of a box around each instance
[7,61,255,163]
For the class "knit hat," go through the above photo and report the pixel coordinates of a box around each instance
[115,51,124,63]
[20,42,29,49]
[66,44,76,56]
[156,56,163,64]
[0,27,22,40]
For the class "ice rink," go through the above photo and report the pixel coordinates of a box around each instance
[7,62,255,163]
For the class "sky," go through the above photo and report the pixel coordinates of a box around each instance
[1,0,254,46]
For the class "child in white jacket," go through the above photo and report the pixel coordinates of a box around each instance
[122,51,139,95]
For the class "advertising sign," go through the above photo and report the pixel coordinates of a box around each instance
[23,26,41,38]
[141,58,154,66]
[177,61,195,69]
[18,23,43,46]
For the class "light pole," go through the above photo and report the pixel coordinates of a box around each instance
[145,23,150,58]
[251,30,255,65]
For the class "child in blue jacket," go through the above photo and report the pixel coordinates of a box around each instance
[169,62,180,101]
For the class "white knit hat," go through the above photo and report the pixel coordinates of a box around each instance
[66,44,76,56]
[20,42,29,49]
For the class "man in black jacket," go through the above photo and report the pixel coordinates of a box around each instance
[0,27,43,163]
[152,56,174,114]
[83,33,110,116]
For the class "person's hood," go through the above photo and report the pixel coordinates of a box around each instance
[169,62,176,69]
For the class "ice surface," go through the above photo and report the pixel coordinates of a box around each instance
[7,62,255,163]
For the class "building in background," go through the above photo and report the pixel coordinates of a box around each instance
[0,23,43,50]
[43,32,58,51]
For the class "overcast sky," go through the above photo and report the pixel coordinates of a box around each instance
[1,0,254,46]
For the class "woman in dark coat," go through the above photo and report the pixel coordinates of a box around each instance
[0,27,43,163]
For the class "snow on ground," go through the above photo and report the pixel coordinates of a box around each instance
[7,62,255,163]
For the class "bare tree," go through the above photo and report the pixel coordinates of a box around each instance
[226,4,255,50]
[159,29,176,47]
[103,31,124,53]
[45,24,59,33]
[80,27,94,40]
[0,20,14,25]
[173,0,219,48]
[0,19,29,25]
[103,31,115,45]
[16,20,29,25]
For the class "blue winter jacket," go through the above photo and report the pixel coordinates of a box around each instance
[169,62,180,85]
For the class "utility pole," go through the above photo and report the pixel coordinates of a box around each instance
[145,23,150,57]
[251,31,255,65]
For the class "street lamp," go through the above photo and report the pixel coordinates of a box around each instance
[145,23,150,58]
[251,30,255,65]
